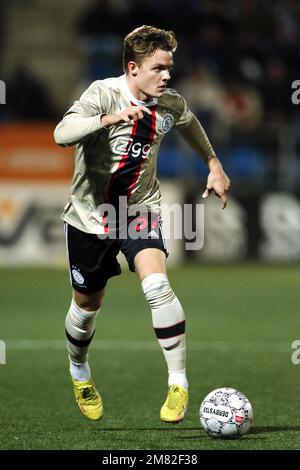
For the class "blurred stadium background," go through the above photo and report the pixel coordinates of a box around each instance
[1,0,300,265]
[1,0,300,450]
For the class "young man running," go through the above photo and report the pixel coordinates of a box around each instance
[54,25,230,423]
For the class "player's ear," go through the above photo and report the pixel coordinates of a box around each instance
[128,61,138,77]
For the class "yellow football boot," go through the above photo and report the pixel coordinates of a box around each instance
[160,384,189,423]
[72,378,103,421]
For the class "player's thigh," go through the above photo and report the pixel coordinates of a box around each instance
[134,248,167,282]
[120,212,168,280]
[73,288,106,311]
[65,222,121,295]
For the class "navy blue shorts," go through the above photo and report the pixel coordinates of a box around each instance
[64,213,168,293]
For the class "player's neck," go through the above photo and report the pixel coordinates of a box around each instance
[124,75,154,105]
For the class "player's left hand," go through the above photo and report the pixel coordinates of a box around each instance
[202,157,230,209]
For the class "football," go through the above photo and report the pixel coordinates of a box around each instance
[199,387,253,438]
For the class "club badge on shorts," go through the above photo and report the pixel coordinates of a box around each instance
[72,269,85,285]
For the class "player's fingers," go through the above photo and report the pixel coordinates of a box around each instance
[141,106,152,115]
[127,113,136,124]
[129,110,144,121]
[129,112,137,120]
[202,188,212,199]
[221,194,227,209]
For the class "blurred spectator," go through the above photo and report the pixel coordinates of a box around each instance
[275,11,300,74]
[78,0,127,38]
[6,66,57,121]
[220,81,263,133]
[193,5,234,79]
[177,63,224,137]
[262,58,294,121]
[77,0,130,80]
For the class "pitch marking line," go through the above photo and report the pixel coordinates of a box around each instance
[5,339,290,353]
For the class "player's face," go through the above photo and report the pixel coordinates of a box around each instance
[134,49,173,100]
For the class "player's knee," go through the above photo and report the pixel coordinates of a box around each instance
[141,273,175,310]
[73,289,105,311]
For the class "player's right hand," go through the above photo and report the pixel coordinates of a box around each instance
[119,105,152,124]
[101,106,152,127]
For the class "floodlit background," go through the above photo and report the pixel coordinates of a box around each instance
[1,0,300,450]
[1,0,300,264]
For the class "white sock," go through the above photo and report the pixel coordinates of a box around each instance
[65,299,99,377]
[168,369,188,389]
[142,273,188,389]
[70,360,91,382]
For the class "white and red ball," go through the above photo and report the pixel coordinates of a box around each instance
[199,387,253,438]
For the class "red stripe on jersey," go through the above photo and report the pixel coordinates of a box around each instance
[150,105,156,141]
[127,106,156,200]
[105,104,157,204]
[104,115,138,202]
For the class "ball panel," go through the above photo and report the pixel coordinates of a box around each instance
[206,418,222,437]
[221,423,238,437]
[239,420,251,435]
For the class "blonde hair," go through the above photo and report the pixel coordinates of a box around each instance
[123,25,177,74]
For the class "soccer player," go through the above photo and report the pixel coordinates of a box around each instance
[54,25,230,423]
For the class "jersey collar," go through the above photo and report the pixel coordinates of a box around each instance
[121,75,158,107]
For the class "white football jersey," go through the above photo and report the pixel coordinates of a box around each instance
[54,75,212,234]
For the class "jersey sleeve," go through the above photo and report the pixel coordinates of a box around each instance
[174,95,193,129]
[177,113,215,162]
[172,93,214,161]
[54,81,111,147]
[66,81,111,117]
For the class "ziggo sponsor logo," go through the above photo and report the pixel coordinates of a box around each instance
[112,137,159,159]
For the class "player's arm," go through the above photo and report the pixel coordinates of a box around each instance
[54,80,151,147]
[54,112,106,147]
[178,114,230,209]
[54,82,109,147]
[54,105,150,147]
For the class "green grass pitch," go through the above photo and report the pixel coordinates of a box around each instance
[0,264,300,450]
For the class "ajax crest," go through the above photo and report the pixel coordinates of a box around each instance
[72,269,85,285]
[161,114,174,133]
